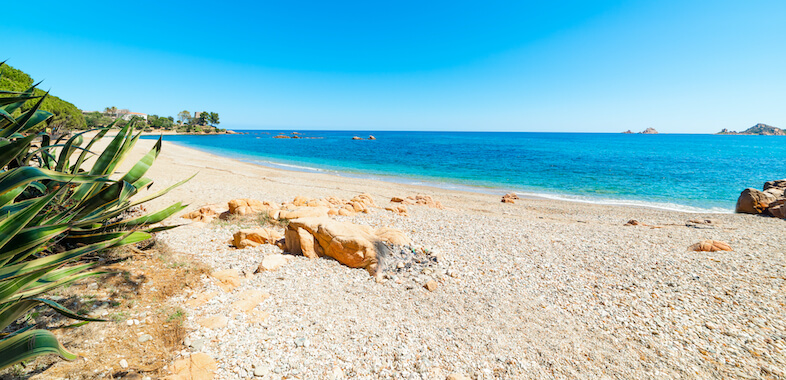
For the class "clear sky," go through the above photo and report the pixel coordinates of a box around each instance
[2,1,784,132]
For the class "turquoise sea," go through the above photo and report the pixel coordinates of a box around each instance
[145,131,786,213]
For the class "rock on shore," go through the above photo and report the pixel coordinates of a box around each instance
[735,179,786,218]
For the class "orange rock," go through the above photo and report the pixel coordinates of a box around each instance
[230,290,270,313]
[181,204,225,223]
[385,205,408,217]
[689,240,732,252]
[232,228,283,248]
[501,193,519,204]
[292,196,310,207]
[211,269,243,291]
[424,280,438,292]
[186,291,217,308]
[168,353,217,380]
[227,199,270,216]
[283,217,409,276]
[198,316,228,329]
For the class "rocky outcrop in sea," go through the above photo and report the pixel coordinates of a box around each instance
[717,123,784,135]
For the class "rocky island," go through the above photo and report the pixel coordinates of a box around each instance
[717,123,784,135]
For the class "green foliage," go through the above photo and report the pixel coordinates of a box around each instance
[84,111,113,127]
[177,110,191,124]
[0,64,86,131]
[0,63,189,370]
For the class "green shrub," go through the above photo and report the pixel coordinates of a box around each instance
[0,63,190,370]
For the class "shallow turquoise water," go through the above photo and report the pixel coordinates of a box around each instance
[145,131,786,212]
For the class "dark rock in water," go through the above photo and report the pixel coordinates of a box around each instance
[639,128,658,134]
[622,130,633,134]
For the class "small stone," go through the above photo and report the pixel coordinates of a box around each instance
[294,337,310,347]
[447,374,470,380]
[190,338,205,351]
[119,359,129,368]
[138,334,153,343]
[705,321,718,330]
[424,280,438,292]
[126,319,134,326]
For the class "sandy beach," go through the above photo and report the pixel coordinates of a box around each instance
[105,136,786,379]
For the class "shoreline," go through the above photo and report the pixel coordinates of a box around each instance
[146,136,735,214]
[95,133,786,379]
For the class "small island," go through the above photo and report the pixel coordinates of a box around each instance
[623,128,658,134]
[717,123,784,136]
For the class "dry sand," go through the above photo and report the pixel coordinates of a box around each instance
[106,135,785,379]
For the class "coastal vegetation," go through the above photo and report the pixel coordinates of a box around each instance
[0,63,85,131]
[0,69,188,370]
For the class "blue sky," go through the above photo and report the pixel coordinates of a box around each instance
[2,1,784,132]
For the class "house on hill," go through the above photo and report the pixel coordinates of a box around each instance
[121,111,148,121]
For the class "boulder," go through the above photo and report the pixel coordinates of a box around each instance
[689,240,732,252]
[352,193,376,207]
[368,135,376,140]
[767,202,786,219]
[352,136,363,140]
[232,228,283,248]
[763,179,786,191]
[501,193,519,203]
[228,199,272,216]
[256,254,294,272]
[181,204,225,223]
[735,188,776,214]
[292,196,310,207]
[283,217,409,275]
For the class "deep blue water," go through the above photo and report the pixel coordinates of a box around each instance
[144,131,786,212]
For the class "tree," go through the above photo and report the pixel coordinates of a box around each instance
[178,110,191,124]
[85,111,113,127]
[208,112,219,127]
[104,106,118,116]
[197,111,209,126]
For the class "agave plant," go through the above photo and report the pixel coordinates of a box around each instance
[0,62,190,370]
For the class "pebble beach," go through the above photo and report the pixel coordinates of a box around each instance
[115,137,786,379]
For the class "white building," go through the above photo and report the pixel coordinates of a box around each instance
[121,111,148,121]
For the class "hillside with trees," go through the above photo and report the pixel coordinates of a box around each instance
[0,63,86,130]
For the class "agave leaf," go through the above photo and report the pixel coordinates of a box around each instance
[0,238,119,284]
[0,330,77,370]
[0,224,69,266]
[0,95,52,138]
[15,269,106,301]
[0,167,109,198]
[0,192,57,252]
[55,133,86,172]
[120,137,161,184]
[105,202,186,230]
[0,134,36,169]
[62,230,150,246]
[70,128,110,175]
[71,180,137,221]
